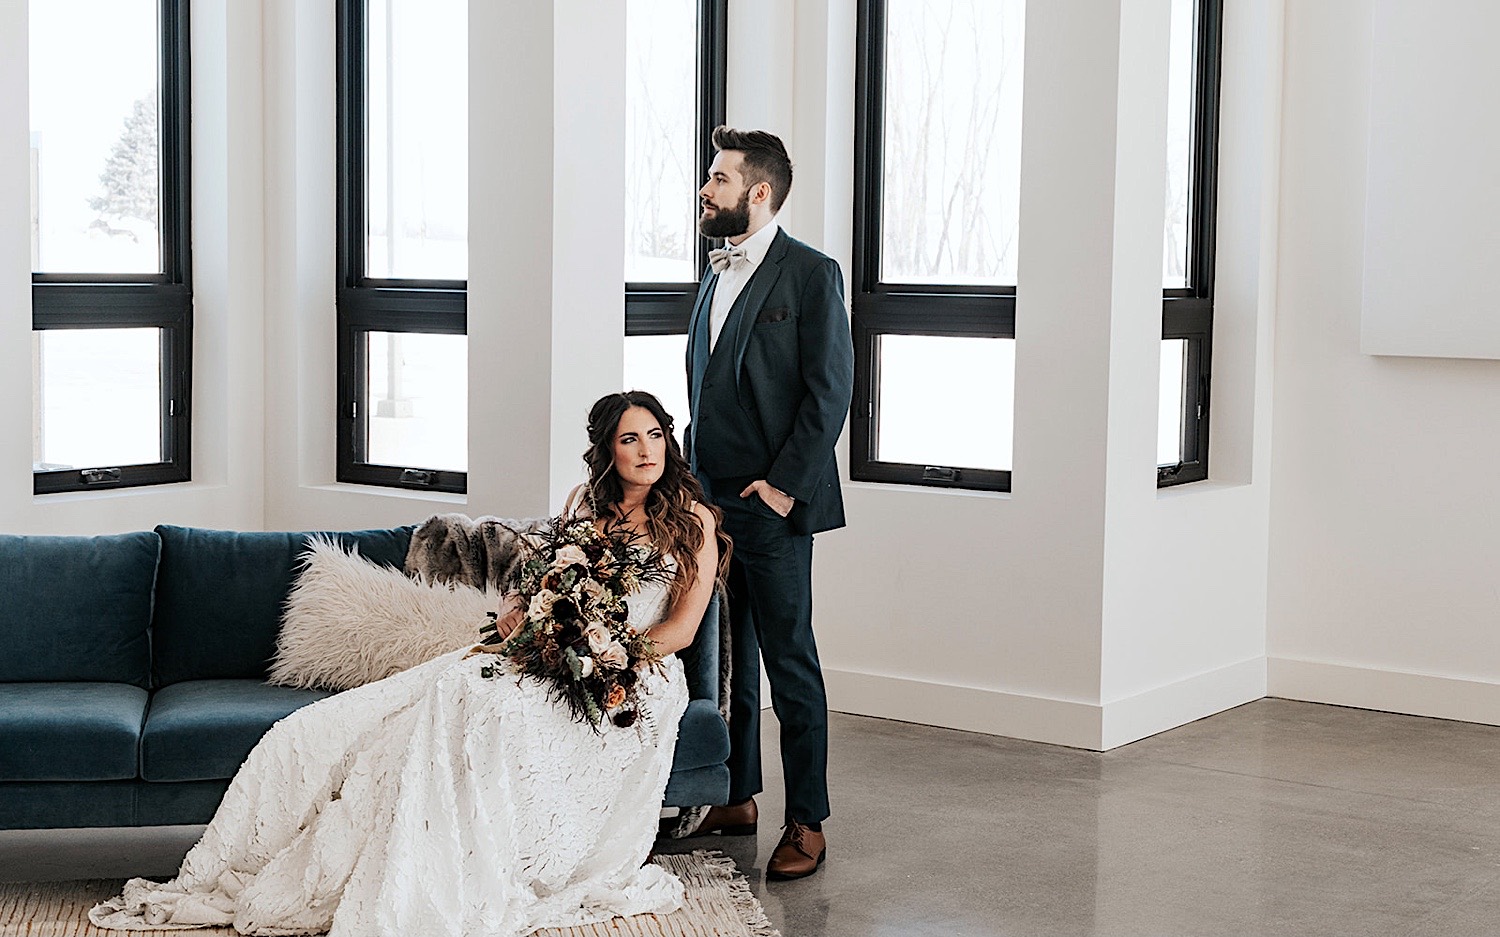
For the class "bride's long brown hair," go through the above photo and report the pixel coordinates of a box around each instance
[582,392,731,606]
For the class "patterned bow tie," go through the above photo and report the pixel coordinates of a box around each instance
[708,244,749,274]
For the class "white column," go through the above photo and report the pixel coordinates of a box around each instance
[1009,0,1132,710]
[548,0,627,509]
[0,0,32,529]
[467,0,626,518]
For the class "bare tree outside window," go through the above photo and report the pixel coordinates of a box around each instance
[364,0,467,281]
[624,0,696,284]
[880,0,1025,286]
[622,0,704,434]
[1163,0,1195,289]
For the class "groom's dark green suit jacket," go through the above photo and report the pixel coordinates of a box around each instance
[684,228,854,536]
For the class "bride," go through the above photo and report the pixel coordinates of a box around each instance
[92,391,730,937]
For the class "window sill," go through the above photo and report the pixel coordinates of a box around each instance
[32,479,217,505]
[843,479,1013,502]
[306,482,468,506]
[1155,477,1252,500]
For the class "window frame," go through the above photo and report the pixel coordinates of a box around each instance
[31,0,193,495]
[622,0,728,339]
[849,0,1014,493]
[1158,0,1222,488]
[336,0,467,493]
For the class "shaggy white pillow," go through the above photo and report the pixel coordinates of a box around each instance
[269,536,493,691]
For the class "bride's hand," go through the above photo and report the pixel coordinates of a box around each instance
[495,592,525,640]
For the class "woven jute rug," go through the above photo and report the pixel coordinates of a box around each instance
[0,850,778,937]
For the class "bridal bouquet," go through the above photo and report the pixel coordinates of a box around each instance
[477,516,671,729]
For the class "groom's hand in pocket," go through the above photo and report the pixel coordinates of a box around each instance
[740,480,794,518]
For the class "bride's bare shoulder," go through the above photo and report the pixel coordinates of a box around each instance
[689,500,716,532]
[562,483,594,519]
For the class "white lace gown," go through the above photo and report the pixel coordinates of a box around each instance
[91,574,689,937]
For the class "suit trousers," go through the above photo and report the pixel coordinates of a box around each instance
[711,485,830,824]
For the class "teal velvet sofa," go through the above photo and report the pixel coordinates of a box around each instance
[0,525,728,830]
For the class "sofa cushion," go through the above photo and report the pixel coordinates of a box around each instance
[151,525,413,686]
[0,683,148,781]
[140,679,333,782]
[671,698,731,772]
[0,531,158,686]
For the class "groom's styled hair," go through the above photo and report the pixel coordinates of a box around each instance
[711,126,793,212]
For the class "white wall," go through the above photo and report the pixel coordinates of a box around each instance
[1267,0,1500,724]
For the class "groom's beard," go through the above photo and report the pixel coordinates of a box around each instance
[698,189,751,239]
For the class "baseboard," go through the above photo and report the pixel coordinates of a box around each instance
[1099,656,1267,749]
[1268,657,1500,726]
[826,658,1269,751]
[823,668,1102,750]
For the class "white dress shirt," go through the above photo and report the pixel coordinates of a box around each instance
[709,219,780,352]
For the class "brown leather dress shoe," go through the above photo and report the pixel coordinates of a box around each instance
[767,821,826,880]
[680,797,758,838]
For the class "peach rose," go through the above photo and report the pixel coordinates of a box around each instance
[584,623,612,655]
[600,642,629,670]
[527,590,558,620]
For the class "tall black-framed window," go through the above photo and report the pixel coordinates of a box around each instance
[621,0,727,436]
[851,0,1025,492]
[1157,0,1221,487]
[337,0,467,493]
[29,0,192,495]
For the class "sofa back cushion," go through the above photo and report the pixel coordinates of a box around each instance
[0,531,159,686]
[151,525,413,686]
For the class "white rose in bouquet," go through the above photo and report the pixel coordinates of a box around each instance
[600,642,629,670]
[584,623,612,655]
[527,590,558,621]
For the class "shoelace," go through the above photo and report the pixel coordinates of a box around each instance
[781,822,812,856]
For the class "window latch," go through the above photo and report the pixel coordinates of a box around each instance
[81,467,122,485]
[922,465,960,482]
[400,468,435,486]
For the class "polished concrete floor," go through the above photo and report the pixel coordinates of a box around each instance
[6,699,1500,936]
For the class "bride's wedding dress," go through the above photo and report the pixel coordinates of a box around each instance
[91,566,690,937]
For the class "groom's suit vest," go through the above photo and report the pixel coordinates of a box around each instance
[691,282,772,483]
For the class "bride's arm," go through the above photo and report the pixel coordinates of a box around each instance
[644,503,719,657]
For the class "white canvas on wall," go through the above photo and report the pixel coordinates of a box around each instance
[1361,0,1500,359]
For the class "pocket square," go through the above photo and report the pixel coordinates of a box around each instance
[756,307,790,324]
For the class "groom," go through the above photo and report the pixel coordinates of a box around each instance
[682,127,853,880]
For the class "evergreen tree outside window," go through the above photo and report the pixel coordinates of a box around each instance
[29,0,191,494]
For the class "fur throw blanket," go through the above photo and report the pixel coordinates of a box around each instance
[403,512,543,592]
[405,512,734,838]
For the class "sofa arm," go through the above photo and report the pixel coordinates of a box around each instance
[677,590,722,707]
